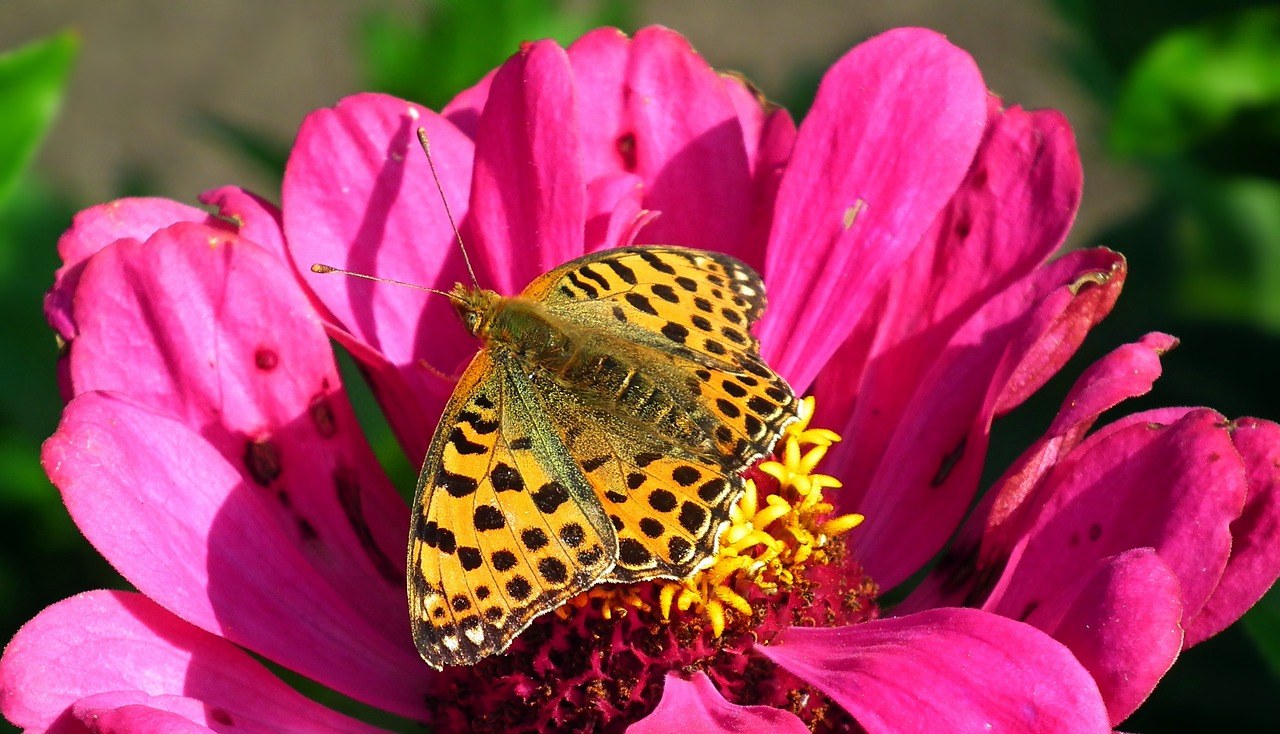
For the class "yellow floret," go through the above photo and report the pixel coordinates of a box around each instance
[652,397,863,637]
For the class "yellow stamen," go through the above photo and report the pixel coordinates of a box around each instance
[644,396,863,638]
[559,397,862,639]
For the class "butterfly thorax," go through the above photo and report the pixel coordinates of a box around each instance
[453,285,719,456]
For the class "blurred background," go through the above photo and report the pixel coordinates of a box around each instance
[1,1,1277,730]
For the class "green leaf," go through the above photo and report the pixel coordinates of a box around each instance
[1110,6,1280,158]
[0,31,78,207]
[1165,174,1280,332]
[1242,586,1280,679]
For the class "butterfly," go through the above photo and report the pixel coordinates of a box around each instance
[406,245,799,669]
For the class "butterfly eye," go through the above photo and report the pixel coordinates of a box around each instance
[464,312,481,333]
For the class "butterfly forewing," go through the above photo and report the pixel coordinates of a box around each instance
[409,351,617,669]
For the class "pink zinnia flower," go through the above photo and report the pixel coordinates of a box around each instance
[6,25,1279,733]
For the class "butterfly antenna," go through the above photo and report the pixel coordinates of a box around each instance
[310,263,460,301]
[417,127,479,289]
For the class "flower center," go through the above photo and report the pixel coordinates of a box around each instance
[424,398,876,733]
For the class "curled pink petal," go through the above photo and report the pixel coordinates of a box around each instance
[199,186,289,266]
[989,409,1246,639]
[0,590,386,733]
[1184,416,1280,645]
[584,170,648,253]
[759,608,1111,733]
[815,101,1083,475]
[1024,549,1184,723]
[71,700,215,734]
[441,67,494,139]
[904,331,1177,612]
[851,249,1125,587]
[44,393,426,720]
[628,672,809,734]
[742,108,796,259]
[760,27,989,389]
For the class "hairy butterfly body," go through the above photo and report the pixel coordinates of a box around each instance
[408,245,798,669]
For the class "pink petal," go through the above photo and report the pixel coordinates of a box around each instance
[46,198,226,341]
[44,393,426,720]
[1025,549,1184,724]
[741,108,796,265]
[759,608,1110,733]
[72,699,214,734]
[850,249,1125,588]
[760,28,989,389]
[199,186,289,266]
[627,671,809,734]
[988,409,1246,645]
[720,72,768,173]
[904,332,1176,611]
[980,332,1177,557]
[584,170,648,252]
[441,67,494,139]
[1183,416,1280,645]
[284,92,477,462]
[813,101,1083,481]
[468,38,585,294]
[569,27,759,261]
[48,225,427,717]
[0,591,387,733]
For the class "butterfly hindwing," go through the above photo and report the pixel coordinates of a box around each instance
[527,370,746,583]
[408,351,617,670]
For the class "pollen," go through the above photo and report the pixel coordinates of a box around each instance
[655,396,863,635]
[556,584,650,621]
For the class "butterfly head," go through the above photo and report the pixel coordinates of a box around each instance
[449,282,504,338]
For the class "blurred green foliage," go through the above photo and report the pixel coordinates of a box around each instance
[0,32,76,205]
[1,0,1279,731]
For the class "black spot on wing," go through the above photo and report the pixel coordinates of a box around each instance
[439,470,479,498]
[604,257,638,285]
[457,410,499,434]
[560,523,586,548]
[638,250,676,275]
[651,284,679,303]
[565,270,599,299]
[532,481,569,513]
[491,550,517,571]
[624,292,658,315]
[448,427,486,455]
[521,527,549,551]
[648,489,677,512]
[579,264,610,290]
[491,462,524,492]
[473,505,505,531]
